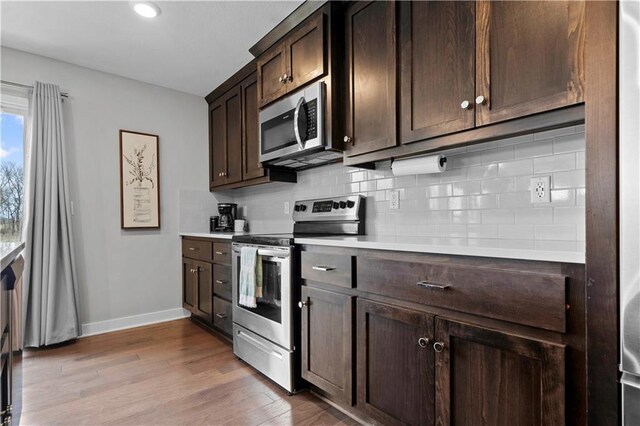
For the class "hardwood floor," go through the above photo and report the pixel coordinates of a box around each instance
[19,319,358,425]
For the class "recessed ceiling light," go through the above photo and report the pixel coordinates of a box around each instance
[132,1,161,18]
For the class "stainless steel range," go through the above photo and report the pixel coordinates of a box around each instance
[231,195,365,393]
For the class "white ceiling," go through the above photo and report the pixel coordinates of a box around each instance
[0,1,303,97]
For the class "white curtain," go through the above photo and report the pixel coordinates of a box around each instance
[22,81,80,347]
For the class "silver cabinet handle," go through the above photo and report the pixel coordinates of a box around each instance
[416,281,450,290]
[188,247,198,251]
[298,301,308,308]
[475,95,486,105]
[215,251,227,255]
[343,136,352,144]
[433,342,446,352]
[283,73,289,82]
[312,266,336,272]
[189,268,198,273]
[215,313,227,319]
[460,100,472,110]
[215,280,227,284]
[418,337,430,348]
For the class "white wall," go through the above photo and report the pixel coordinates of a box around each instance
[1,47,217,333]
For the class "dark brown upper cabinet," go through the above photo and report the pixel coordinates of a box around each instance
[208,67,296,191]
[301,286,354,406]
[241,73,263,181]
[344,1,397,157]
[346,0,585,161]
[357,299,435,426]
[475,0,585,126]
[209,86,242,187]
[399,1,475,144]
[257,11,326,108]
[434,318,566,425]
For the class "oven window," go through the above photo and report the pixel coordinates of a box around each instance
[261,108,297,155]
[236,256,282,324]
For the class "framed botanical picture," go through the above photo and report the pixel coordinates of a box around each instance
[119,130,160,229]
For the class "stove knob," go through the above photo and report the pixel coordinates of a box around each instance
[294,205,300,212]
[339,201,347,209]
[333,201,339,210]
[300,204,307,212]
[346,200,355,208]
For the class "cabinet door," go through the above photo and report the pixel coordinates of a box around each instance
[399,1,475,144]
[434,318,565,425]
[357,299,435,425]
[209,101,226,188]
[241,73,264,181]
[193,260,212,322]
[475,0,585,126]
[344,1,397,157]
[301,286,354,405]
[257,44,288,107]
[224,87,243,185]
[285,12,326,93]
[182,259,196,313]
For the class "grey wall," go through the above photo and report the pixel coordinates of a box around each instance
[1,47,216,330]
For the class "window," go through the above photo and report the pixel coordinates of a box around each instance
[0,91,29,242]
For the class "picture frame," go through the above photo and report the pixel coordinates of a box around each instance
[119,130,160,229]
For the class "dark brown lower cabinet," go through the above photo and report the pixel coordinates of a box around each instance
[301,286,354,405]
[182,258,197,312]
[434,318,566,426]
[182,258,212,323]
[357,299,435,426]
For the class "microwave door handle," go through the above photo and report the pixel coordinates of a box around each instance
[293,96,306,149]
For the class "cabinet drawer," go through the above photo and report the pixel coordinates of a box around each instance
[213,264,232,301]
[213,297,233,335]
[213,242,232,265]
[357,257,567,332]
[301,252,354,288]
[181,239,212,261]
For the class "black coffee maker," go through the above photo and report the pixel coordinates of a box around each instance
[216,203,237,232]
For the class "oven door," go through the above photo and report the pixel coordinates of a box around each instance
[232,244,293,350]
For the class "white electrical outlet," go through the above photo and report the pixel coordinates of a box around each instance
[530,176,551,203]
[284,201,290,215]
[389,190,400,210]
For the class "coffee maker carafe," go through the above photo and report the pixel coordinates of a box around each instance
[216,203,237,232]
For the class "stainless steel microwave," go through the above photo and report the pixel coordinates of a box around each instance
[259,81,326,165]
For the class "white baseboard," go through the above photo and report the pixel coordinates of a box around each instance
[81,307,191,337]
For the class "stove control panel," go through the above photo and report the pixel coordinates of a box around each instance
[292,195,364,222]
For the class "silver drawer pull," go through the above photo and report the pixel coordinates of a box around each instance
[215,313,228,319]
[215,251,227,255]
[215,280,227,284]
[416,281,450,290]
[312,266,335,272]
[188,247,198,251]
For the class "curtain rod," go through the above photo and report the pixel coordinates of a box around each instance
[1,79,69,98]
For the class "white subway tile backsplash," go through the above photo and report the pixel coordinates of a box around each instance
[515,208,553,224]
[228,125,585,257]
[553,133,585,154]
[426,184,452,198]
[452,181,482,196]
[515,139,553,159]
[534,153,576,173]
[535,225,577,241]
[482,177,516,194]
[553,170,585,189]
[499,224,534,240]
[482,146,515,164]
[498,159,534,176]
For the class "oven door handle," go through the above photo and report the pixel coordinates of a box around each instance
[293,96,306,150]
[257,249,289,258]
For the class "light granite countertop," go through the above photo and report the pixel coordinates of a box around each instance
[179,232,247,240]
[1,241,25,271]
